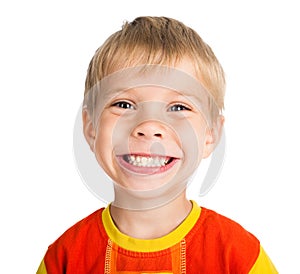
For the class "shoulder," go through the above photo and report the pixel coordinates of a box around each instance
[43,208,108,272]
[186,206,261,273]
[198,206,260,245]
[49,208,106,248]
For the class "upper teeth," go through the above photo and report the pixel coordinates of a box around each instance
[125,155,170,167]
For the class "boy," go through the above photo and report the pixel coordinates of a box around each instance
[37,16,277,273]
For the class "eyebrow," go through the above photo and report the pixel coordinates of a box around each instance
[105,87,206,104]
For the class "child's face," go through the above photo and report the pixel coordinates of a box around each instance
[83,59,220,205]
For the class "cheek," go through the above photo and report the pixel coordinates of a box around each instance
[179,120,207,163]
[93,116,117,164]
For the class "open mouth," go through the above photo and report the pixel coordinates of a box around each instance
[118,154,178,174]
[123,154,174,167]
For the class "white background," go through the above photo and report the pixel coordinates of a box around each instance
[1,0,299,273]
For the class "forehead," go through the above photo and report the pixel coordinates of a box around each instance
[83,64,218,126]
[173,58,198,79]
[112,86,195,102]
[95,65,206,101]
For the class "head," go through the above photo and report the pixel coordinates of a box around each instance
[82,16,225,209]
[84,16,225,110]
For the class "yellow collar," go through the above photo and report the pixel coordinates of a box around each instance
[102,200,201,252]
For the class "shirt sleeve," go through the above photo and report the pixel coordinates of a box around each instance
[249,245,278,274]
[36,259,47,274]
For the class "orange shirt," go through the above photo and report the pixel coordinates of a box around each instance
[37,201,277,273]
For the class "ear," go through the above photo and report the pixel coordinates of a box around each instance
[82,109,96,152]
[203,115,225,159]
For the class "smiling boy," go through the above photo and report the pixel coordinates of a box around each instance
[37,16,277,273]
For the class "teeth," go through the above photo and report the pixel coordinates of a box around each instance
[125,155,171,167]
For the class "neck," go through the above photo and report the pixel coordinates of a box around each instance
[109,192,192,239]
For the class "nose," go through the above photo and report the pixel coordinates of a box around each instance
[132,121,165,140]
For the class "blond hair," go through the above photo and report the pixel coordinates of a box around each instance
[84,16,225,111]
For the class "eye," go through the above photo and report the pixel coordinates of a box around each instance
[112,101,135,109]
[168,104,191,112]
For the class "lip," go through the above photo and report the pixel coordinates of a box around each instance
[116,153,179,175]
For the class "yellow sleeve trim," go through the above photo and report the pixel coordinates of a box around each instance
[102,200,201,252]
[249,246,278,274]
[36,259,47,274]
